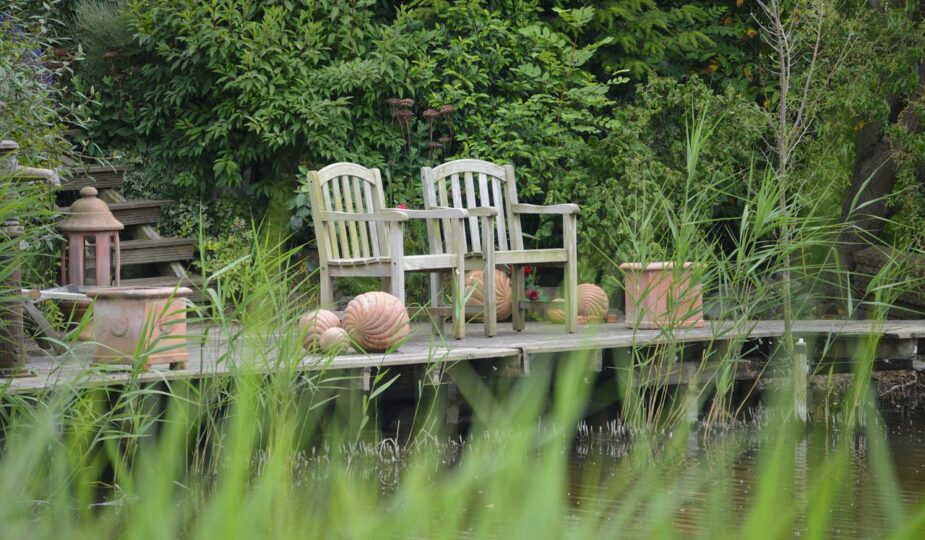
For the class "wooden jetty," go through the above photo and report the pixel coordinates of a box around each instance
[10,319,925,395]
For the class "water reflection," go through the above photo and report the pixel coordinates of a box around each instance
[569,408,925,537]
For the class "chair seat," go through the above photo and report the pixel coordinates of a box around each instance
[329,256,391,267]
[490,248,568,265]
[330,254,458,271]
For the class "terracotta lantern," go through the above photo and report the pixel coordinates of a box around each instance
[59,186,124,287]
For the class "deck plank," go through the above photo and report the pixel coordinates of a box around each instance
[8,319,925,393]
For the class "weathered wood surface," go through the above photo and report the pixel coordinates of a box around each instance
[10,319,925,394]
[58,164,129,191]
[61,199,172,226]
[308,162,473,339]
[119,237,195,266]
[421,159,579,333]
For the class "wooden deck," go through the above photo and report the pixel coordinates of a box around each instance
[9,319,925,394]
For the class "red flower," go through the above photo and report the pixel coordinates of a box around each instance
[526,288,539,301]
[396,203,409,209]
[523,266,534,276]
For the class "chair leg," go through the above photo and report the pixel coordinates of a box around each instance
[389,224,406,305]
[511,265,526,332]
[480,214,497,337]
[483,261,496,337]
[452,267,466,340]
[564,214,578,333]
[320,267,335,309]
[564,260,578,333]
[429,272,442,309]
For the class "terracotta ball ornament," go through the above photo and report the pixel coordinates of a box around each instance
[319,327,351,354]
[578,283,609,321]
[298,309,341,350]
[546,299,566,324]
[465,269,513,322]
[343,292,410,353]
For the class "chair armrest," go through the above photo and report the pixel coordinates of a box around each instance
[320,210,408,222]
[466,206,499,217]
[385,207,468,219]
[13,166,61,186]
[511,203,580,215]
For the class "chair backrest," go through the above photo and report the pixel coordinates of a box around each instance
[308,162,389,262]
[421,159,523,254]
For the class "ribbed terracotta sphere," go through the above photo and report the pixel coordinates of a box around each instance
[343,292,410,352]
[299,309,341,350]
[319,327,351,354]
[578,283,609,320]
[546,298,566,324]
[465,269,513,322]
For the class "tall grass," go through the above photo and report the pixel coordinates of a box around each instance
[3,118,925,538]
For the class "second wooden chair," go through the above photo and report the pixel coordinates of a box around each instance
[421,159,579,334]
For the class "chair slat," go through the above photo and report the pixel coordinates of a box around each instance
[372,168,391,257]
[502,165,524,250]
[321,183,340,259]
[341,176,362,258]
[362,181,381,257]
[437,177,451,253]
[421,169,445,256]
[477,173,492,251]
[351,176,371,258]
[463,171,480,252]
[491,176,508,250]
[449,173,468,253]
[329,177,350,258]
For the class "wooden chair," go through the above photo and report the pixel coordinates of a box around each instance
[421,159,579,334]
[307,162,481,339]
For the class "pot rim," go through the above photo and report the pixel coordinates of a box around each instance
[85,286,193,300]
[618,261,700,271]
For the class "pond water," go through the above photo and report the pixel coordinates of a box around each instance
[568,407,925,537]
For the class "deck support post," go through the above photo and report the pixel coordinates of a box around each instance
[361,366,372,392]
[794,338,808,423]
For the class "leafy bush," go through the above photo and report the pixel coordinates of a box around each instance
[0,6,69,166]
[545,0,765,96]
[544,75,765,282]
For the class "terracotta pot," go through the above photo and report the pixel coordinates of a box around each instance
[86,287,192,367]
[619,262,703,329]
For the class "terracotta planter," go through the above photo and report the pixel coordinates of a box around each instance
[86,287,192,368]
[619,262,703,329]
[58,298,95,341]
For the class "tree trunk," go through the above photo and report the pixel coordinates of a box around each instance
[838,62,925,270]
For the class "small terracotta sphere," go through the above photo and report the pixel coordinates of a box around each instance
[578,283,609,321]
[465,269,513,321]
[298,309,341,350]
[343,292,410,353]
[546,298,566,324]
[319,327,351,355]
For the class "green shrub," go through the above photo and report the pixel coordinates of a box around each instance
[544,75,765,282]
[0,7,69,166]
